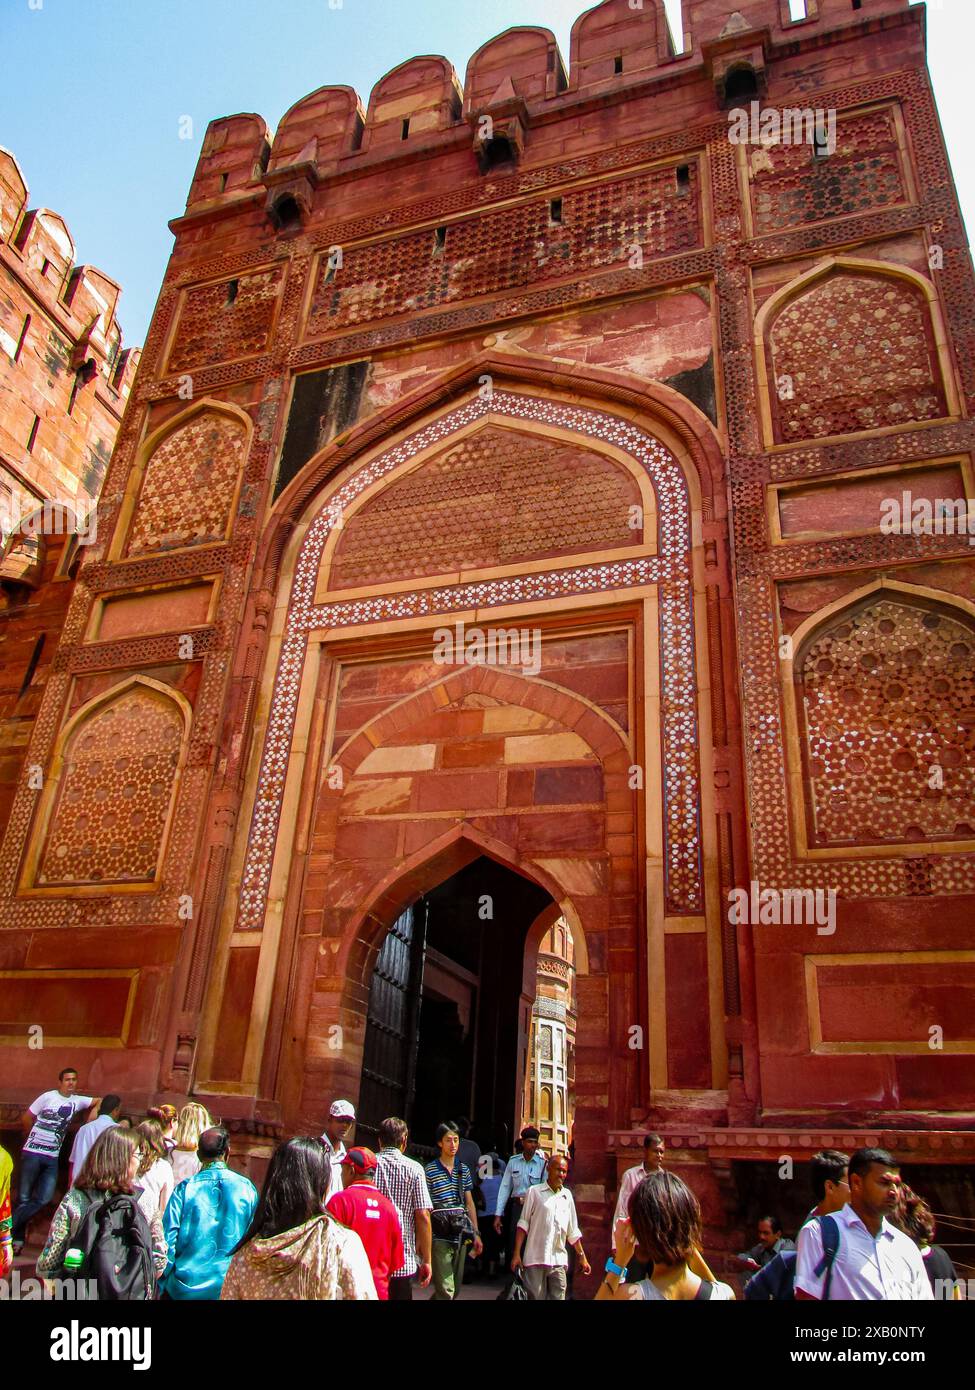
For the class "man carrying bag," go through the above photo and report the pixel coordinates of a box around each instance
[425,1123,482,1300]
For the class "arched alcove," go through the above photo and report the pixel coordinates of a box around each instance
[21,675,191,892]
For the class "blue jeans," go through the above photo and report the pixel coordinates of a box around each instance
[12,1153,58,1241]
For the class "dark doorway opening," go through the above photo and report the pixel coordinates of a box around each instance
[356,856,552,1158]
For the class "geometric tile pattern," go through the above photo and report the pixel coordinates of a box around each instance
[769,271,946,443]
[328,424,642,589]
[306,164,702,337]
[167,267,284,373]
[125,410,248,557]
[235,390,702,931]
[35,684,184,886]
[751,106,906,237]
[800,599,975,847]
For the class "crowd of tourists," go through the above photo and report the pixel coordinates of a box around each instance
[0,1067,964,1301]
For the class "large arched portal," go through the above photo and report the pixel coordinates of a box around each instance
[193,366,739,1261]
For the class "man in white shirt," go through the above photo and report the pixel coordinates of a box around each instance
[612,1131,665,1232]
[511,1154,591,1300]
[320,1098,356,1193]
[12,1067,97,1251]
[795,1147,932,1300]
[69,1093,122,1185]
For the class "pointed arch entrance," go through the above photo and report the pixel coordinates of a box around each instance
[356,852,567,1157]
[193,363,740,1259]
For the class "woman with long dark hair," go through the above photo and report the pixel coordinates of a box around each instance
[596,1170,735,1301]
[221,1137,376,1300]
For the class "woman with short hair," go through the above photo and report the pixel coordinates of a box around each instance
[424,1122,483,1300]
[221,1137,377,1300]
[596,1170,735,1301]
[36,1127,166,1298]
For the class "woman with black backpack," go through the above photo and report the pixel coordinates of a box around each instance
[36,1126,166,1299]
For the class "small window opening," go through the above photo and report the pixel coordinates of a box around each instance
[549,198,563,225]
[226,278,239,305]
[27,415,40,453]
[813,122,832,159]
[676,165,691,195]
[272,195,302,231]
[219,172,229,192]
[401,118,410,140]
[68,376,80,416]
[788,0,808,19]
[852,0,863,8]
[482,135,514,170]
[14,314,30,363]
[40,258,51,278]
[724,66,760,104]
[547,50,556,73]
[432,225,447,254]
[614,54,623,75]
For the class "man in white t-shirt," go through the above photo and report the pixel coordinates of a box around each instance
[795,1147,932,1301]
[12,1067,97,1251]
[320,1099,356,1194]
[68,1094,122,1186]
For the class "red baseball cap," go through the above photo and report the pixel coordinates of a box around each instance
[341,1146,377,1174]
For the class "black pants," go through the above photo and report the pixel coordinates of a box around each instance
[388,1274,414,1301]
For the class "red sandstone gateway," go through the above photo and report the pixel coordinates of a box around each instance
[1,0,973,1283]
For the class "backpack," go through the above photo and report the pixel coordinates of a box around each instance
[61,1191,155,1301]
[743,1216,840,1301]
[812,1214,842,1300]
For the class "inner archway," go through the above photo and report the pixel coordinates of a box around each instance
[356,854,554,1157]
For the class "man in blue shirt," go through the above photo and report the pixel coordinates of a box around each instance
[493,1126,546,1286]
[162,1127,258,1299]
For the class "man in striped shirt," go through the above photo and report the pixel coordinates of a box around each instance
[373,1117,433,1301]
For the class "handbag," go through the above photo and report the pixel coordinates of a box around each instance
[500,1269,528,1301]
[430,1164,478,1245]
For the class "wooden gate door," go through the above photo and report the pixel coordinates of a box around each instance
[356,901,428,1146]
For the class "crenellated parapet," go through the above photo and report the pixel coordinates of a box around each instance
[0,151,140,414]
[186,113,271,210]
[363,56,463,153]
[0,147,139,401]
[178,0,916,223]
[569,0,675,93]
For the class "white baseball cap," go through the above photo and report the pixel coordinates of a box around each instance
[330,1099,356,1120]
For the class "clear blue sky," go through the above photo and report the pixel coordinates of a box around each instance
[1,0,970,347]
